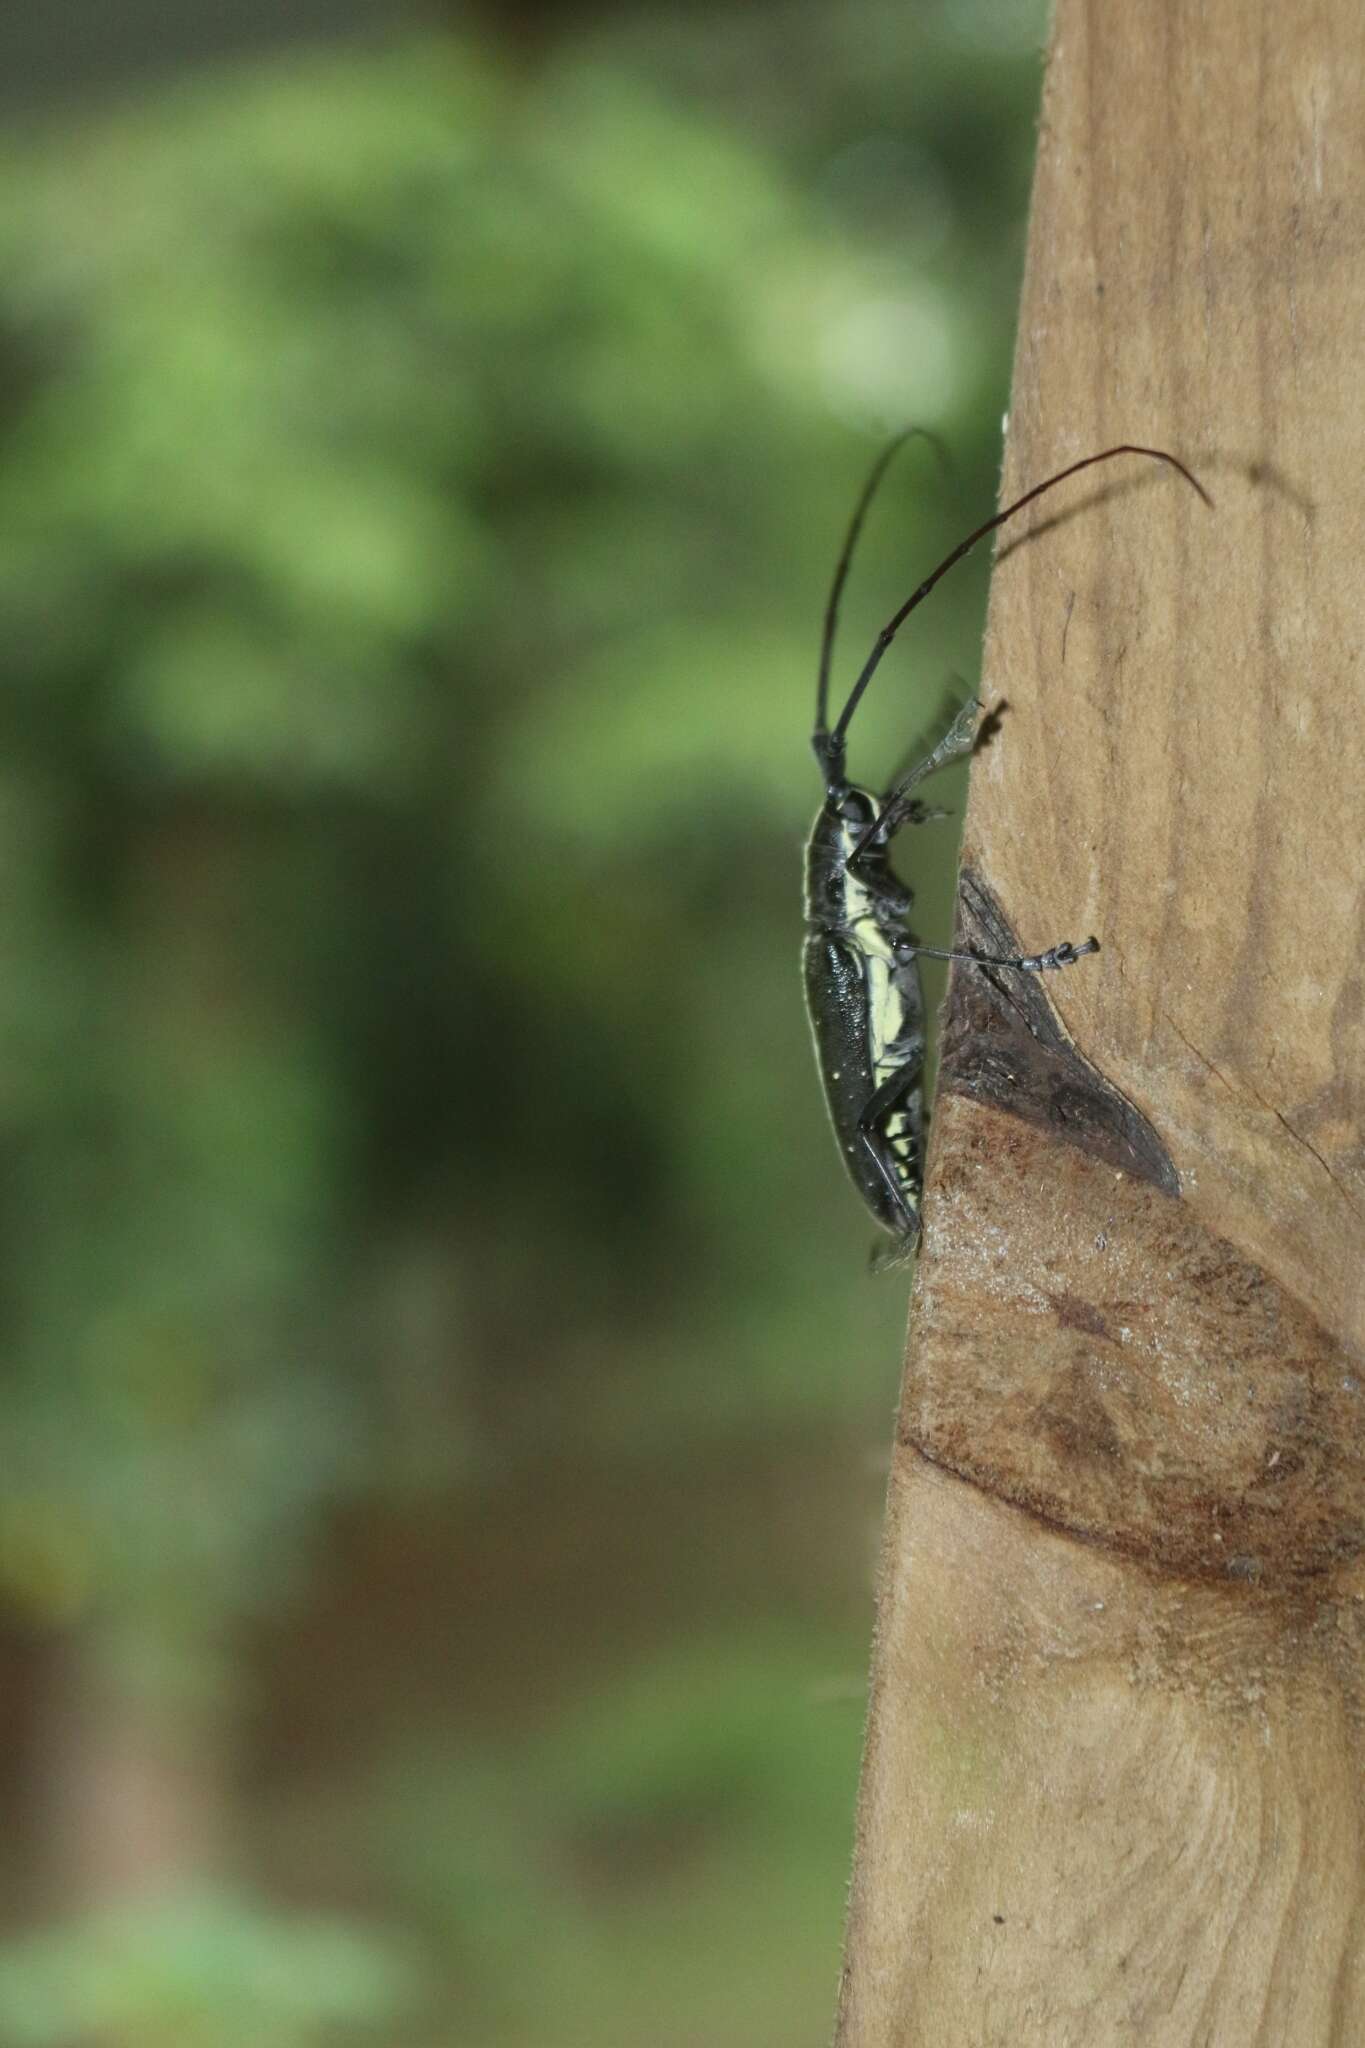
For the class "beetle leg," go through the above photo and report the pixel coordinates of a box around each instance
[903,935,1099,971]
[856,1064,923,1239]
[850,696,980,861]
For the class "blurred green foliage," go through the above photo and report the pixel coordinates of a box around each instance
[372,1629,873,2043]
[0,1888,419,2047]
[0,4,1047,2040]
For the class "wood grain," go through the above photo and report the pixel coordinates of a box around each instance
[835,2,1365,2041]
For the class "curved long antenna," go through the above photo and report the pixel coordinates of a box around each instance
[824,442,1212,766]
[816,426,946,744]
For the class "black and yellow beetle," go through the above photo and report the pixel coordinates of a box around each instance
[804,437,1208,1246]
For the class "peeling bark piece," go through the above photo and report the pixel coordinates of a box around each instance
[942,867,1179,1197]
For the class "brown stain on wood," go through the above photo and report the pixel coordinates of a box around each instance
[904,1094,1365,1589]
[1046,1290,1116,1341]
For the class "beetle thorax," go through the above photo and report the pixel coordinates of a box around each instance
[804,786,900,934]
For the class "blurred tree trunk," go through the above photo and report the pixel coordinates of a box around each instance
[39,1631,228,1908]
[835,2,1365,2042]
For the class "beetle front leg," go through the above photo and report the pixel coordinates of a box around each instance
[848,695,980,862]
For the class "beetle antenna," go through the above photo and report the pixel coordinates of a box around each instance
[828,443,1212,753]
[815,426,947,764]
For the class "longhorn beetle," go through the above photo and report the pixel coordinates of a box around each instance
[805,438,1210,1246]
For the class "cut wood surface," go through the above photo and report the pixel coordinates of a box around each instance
[835,3,1365,2043]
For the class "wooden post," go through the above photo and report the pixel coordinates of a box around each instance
[834,3,1365,2042]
